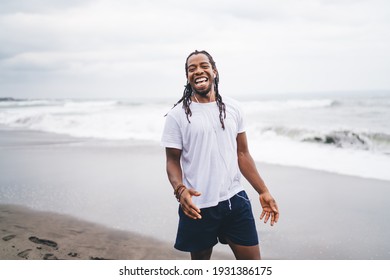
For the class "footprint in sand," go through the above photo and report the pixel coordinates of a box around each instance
[18,249,32,259]
[2,234,16,241]
[90,256,108,260]
[28,236,58,248]
[43,253,58,260]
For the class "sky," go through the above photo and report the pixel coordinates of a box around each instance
[0,0,389,100]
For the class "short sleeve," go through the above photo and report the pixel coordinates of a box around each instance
[161,114,183,150]
[236,101,246,133]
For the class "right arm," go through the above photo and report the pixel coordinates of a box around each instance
[165,147,202,219]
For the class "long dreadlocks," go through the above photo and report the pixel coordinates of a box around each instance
[168,50,226,129]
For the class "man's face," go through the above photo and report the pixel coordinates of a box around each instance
[186,54,217,97]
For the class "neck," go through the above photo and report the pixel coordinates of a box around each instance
[192,92,215,103]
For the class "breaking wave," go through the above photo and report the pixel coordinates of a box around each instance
[1,94,390,181]
[257,126,390,154]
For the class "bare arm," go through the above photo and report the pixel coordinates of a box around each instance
[237,132,279,226]
[165,147,183,191]
[165,148,202,219]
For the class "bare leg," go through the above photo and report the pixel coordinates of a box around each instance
[227,239,261,260]
[191,247,213,260]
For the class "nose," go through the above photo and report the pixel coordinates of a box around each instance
[194,67,204,75]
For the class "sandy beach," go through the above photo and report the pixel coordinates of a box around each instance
[0,204,189,260]
[1,128,390,260]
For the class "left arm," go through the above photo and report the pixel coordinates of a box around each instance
[237,132,279,226]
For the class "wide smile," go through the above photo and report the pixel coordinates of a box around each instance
[194,77,208,86]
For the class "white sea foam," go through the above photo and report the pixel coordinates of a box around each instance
[240,99,336,114]
[246,126,390,181]
[0,101,167,141]
[1,94,390,181]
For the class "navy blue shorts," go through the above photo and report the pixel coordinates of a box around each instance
[174,191,259,252]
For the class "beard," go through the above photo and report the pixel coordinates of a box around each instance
[192,82,213,97]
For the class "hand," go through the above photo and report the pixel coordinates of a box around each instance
[259,192,279,226]
[179,188,202,220]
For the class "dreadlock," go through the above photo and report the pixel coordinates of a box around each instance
[167,50,226,129]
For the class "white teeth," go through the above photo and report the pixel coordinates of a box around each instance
[195,77,207,84]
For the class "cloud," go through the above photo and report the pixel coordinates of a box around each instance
[0,0,389,99]
[0,0,92,14]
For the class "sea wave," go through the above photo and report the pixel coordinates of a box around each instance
[248,131,390,181]
[255,126,390,154]
[0,100,168,141]
[241,99,337,114]
[1,96,390,181]
[0,98,64,108]
[0,97,22,102]
[62,100,120,109]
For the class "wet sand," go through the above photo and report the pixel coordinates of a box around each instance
[0,204,188,260]
[1,128,390,259]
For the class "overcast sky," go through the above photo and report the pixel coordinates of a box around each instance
[1,0,389,100]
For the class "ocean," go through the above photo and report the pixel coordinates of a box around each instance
[1,91,390,181]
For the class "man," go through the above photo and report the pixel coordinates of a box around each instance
[161,50,279,260]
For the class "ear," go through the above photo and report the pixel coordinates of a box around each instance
[213,70,217,78]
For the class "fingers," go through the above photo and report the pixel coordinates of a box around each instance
[188,189,201,197]
[260,209,279,226]
[271,212,279,226]
[260,211,265,220]
[259,193,279,226]
[181,205,202,219]
[260,210,271,224]
[180,189,202,220]
[270,203,279,226]
[181,201,202,219]
[273,211,280,224]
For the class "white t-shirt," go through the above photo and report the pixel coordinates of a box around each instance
[161,96,245,209]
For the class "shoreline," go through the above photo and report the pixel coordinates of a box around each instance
[1,126,389,184]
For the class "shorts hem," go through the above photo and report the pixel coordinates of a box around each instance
[174,240,218,252]
[220,236,259,247]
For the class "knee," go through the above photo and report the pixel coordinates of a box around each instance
[191,248,213,260]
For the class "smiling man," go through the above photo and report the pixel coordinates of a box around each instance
[161,50,279,260]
